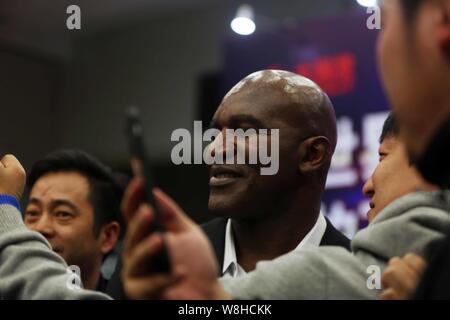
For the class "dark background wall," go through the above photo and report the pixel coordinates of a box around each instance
[0,0,363,222]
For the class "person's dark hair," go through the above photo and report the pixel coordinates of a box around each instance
[379,112,399,143]
[28,150,123,237]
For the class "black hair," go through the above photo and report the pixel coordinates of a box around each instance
[28,150,123,237]
[379,112,400,143]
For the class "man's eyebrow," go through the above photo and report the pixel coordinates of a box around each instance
[209,114,266,129]
[49,199,80,214]
[229,115,265,128]
[28,198,42,206]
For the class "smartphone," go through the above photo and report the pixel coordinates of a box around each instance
[125,106,171,273]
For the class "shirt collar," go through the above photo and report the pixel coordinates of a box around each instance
[222,218,240,277]
[222,212,327,277]
[293,212,327,251]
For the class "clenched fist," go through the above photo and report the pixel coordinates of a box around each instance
[0,154,26,200]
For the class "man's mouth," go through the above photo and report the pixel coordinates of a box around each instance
[209,165,244,187]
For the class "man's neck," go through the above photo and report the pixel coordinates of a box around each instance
[231,194,321,273]
[81,263,102,290]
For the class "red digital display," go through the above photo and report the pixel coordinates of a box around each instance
[294,53,357,97]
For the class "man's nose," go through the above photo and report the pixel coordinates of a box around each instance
[208,129,235,159]
[32,214,56,239]
[362,177,375,198]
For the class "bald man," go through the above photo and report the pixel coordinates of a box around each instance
[202,70,349,277]
[106,70,349,298]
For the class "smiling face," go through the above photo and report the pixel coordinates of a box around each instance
[207,86,304,221]
[206,70,336,222]
[362,136,429,222]
[24,172,104,280]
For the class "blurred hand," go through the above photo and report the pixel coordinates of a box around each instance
[0,154,26,200]
[380,253,427,300]
[121,178,229,300]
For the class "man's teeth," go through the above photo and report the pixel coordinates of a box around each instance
[215,173,238,179]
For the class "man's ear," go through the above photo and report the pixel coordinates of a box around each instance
[99,221,120,256]
[297,136,331,173]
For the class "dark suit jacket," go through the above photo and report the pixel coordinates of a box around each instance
[106,215,350,299]
[202,216,351,273]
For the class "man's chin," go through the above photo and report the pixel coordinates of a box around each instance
[208,202,232,218]
[208,195,243,219]
[367,209,379,224]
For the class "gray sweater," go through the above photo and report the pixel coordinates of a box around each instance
[220,191,450,299]
[0,204,110,299]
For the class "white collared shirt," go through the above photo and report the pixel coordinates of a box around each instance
[222,213,327,278]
